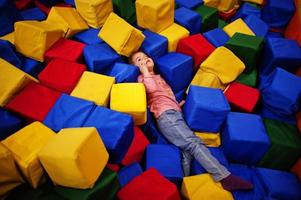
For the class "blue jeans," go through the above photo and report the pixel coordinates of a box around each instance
[157,109,230,181]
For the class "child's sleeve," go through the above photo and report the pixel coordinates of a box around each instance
[140,75,159,93]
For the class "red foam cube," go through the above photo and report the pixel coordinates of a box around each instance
[117,168,181,200]
[176,34,215,70]
[121,127,150,166]
[14,0,33,10]
[44,39,86,63]
[224,82,260,113]
[291,158,301,182]
[38,59,86,93]
[297,111,301,133]
[6,82,61,122]
[106,163,121,172]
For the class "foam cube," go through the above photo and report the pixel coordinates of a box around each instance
[74,0,113,28]
[231,3,261,21]
[175,7,202,35]
[183,86,230,132]
[110,83,147,125]
[73,28,103,45]
[112,0,136,24]
[236,68,258,88]
[189,68,226,90]
[44,39,86,62]
[181,174,233,200]
[224,82,260,113]
[83,43,122,74]
[83,106,134,163]
[203,28,229,47]
[242,0,264,5]
[200,46,245,84]
[46,6,88,38]
[118,163,143,187]
[121,127,150,166]
[117,168,181,200]
[194,5,218,32]
[218,18,228,28]
[256,168,301,200]
[106,63,139,83]
[14,21,64,62]
[175,0,202,9]
[195,132,221,147]
[0,143,24,197]
[43,94,95,132]
[2,122,55,188]
[258,119,301,170]
[38,59,86,94]
[191,147,229,175]
[156,52,194,93]
[141,30,168,61]
[260,68,301,116]
[260,105,297,125]
[39,127,108,189]
[71,71,115,106]
[244,14,269,37]
[260,38,301,75]
[222,112,270,165]
[225,33,264,72]
[292,158,301,182]
[99,13,145,57]
[0,32,15,45]
[20,57,45,78]
[159,23,190,52]
[146,145,183,184]
[136,0,174,33]
[0,0,21,37]
[262,0,295,28]
[0,58,37,107]
[298,110,301,133]
[21,7,46,21]
[6,83,61,122]
[285,0,301,46]
[0,108,24,140]
[0,39,22,67]
[205,0,238,12]
[177,34,215,69]
[223,18,255,37]
[54,168,120,200]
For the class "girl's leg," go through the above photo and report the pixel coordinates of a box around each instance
[182,151,192,176]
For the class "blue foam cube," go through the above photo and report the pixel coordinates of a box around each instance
[262,0,295,28]
[191,147,229,175]
[20,57,45,78]
[260,38,301,75]
[231,3,261,22]
[43,94,95,132]
[0,108,24,140]
[64,0,75,6]
[244,15,269,38]
[183,86,230,132]
[203,28,229,47]
[175,88,186,103]
[175,7,202,35]
[260,105,296,125]
[21,7,46,21]
[222,112,271,165]
[73,28,103,45]
[141,30,168,61]
[0,39,22,67]
[145,144,183,184]
[260,68,301,116]
[39,0,61,7]
[106,63,139,83]
[266,31,283,39]
[156,52,193,93]
[83,43,122,73]
[175,0,202,9]
[83,106,134,163]
[0,0,21,36]
[118,163,143,187]
[256,168,301,200]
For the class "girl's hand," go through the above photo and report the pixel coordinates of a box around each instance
[139,65,151,76]
[179,100,185,107]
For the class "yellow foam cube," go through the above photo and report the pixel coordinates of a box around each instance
[38,127,108,189]
[99,13,145,57]
[181,174,234,200]
[159,23,189,52]
[242,0,264,5]
[0,58,38,107]
[2,122,56,188]
[200,47,245,84]
[189,68,226,91]
[204,0,238,12]
[14,20,64,62]
[136,0,174,33]
[71,71,115,106]
[0,32,15,45]
[223,18,255,37]
[0,143,24,198]
[195,132,221,147]
[110,83,147,125]
[46,7,89,38]
[75,0,113,28]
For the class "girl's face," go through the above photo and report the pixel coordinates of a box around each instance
[131,52,154,72]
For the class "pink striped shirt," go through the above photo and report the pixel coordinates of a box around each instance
[138,74,181,119]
